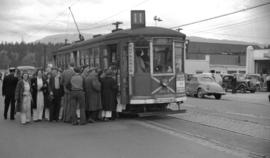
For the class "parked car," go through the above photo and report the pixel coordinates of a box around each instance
[186,74,226,99]
[245,74,262,91]
[202,72,223,86]
[222,74,256,93]
[16,66,36,78]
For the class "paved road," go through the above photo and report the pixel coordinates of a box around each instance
[162,92,270,157]
[0,80,269,158]
[0,81,244,158]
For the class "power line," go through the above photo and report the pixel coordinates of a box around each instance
[170,1,270,29]
[186,12,270,34]
[80,23,112,31]
[26,0,81,39]
[193,31,270,39]
[79,0,150,31]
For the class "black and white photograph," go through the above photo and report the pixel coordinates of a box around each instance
[0,0,270,157]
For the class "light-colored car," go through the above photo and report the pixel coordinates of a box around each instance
[16,66,36,78]
[186,74,226,99]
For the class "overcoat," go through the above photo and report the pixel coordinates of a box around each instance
[2,73,18,97]
[15,79,31,112]
[100,76,118,111]
[49,76,64,97]
[84,73,102,111]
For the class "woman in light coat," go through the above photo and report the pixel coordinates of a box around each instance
[15,72,32,124]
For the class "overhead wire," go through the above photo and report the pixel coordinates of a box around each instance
[79,0,150,31]
[193,31,270,39]
[170,1,270,29]
[26,0,81,40]
[186,11,270,34]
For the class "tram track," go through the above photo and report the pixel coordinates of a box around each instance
[182,103,270,126]
[136,117,268,158]
[171,108,270,141]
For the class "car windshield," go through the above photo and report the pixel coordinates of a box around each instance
[237,74,246,80]
[199,77,214,82]
[246,75,259,80]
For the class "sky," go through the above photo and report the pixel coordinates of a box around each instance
[0,0,270,44]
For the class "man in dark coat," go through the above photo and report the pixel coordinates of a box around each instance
[2,67,18,120]
[231,74,237,94]
[84,68,102,122]
[49,68,64,122]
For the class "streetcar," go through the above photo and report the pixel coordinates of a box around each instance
[53,10,187,116]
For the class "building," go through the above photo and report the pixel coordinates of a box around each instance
[246,46,270,74]
[185,55,210,74]
[185,40,252,74]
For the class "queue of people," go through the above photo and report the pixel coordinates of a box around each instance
[2,63,118,125]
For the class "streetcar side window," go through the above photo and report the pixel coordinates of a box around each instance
[94,47,100,67]
[153,38,173,74]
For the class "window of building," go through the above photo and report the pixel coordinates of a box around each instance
[153,38,173,74]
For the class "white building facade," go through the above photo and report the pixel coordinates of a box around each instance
[246,46,270,74]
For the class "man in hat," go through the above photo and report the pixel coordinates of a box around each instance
[2,67,19,120]
[69,67,86,125]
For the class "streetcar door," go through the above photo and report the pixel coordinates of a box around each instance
[130,39,151,97]
[150,38,176,96]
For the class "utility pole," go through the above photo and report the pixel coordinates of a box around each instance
[176,28,182,32]
[154,16,162,26]
[112,21,123,32]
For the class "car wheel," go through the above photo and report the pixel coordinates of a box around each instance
[250,90,256,93]
[239,86,246,93]
[255,85,260,92]
[214,94,221,99]
[197,89,204,98]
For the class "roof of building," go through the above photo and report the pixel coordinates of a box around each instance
[188,41,249,55]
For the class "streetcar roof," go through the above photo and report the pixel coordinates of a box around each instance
[57,27,186,52]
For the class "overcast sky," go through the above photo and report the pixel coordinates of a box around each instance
[0,0,269,44]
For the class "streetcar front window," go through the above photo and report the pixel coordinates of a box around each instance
[135,48,150,73]
[135,39,150,73]
[153,38,173,74]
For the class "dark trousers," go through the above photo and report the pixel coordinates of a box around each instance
[50,89,62,121]
[88,111,99,120]
[267,80,270,92]
[4,95,15,119]
[70,91,86,124]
